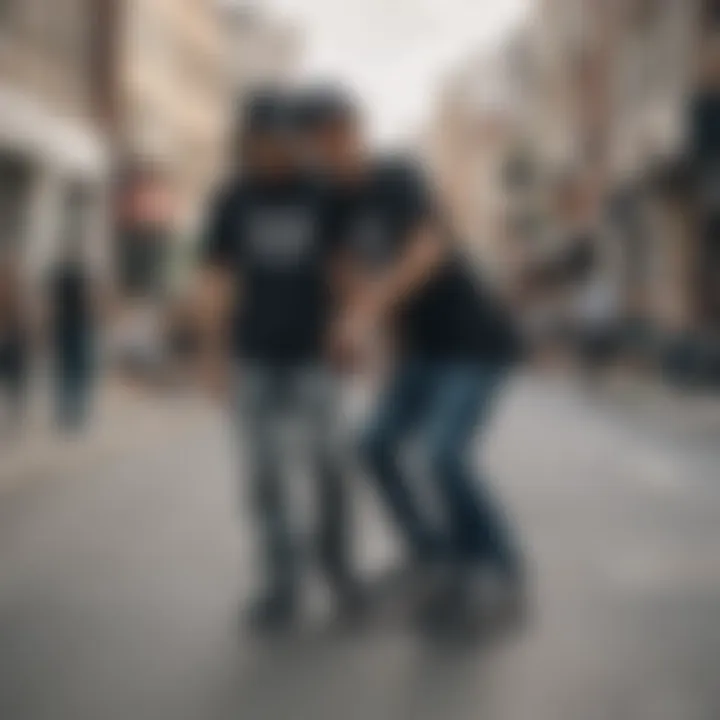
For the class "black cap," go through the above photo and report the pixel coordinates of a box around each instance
[241,87,293,137]
[293,86,357,132]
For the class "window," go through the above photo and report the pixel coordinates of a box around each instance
[702,0,720,26]
[0,154,32,251]
[130,2,173,71]
[0,0,17,29]
[62,0,92,78]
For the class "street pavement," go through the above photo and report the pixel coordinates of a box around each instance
[1,375,719,720]
[0,382,207,493]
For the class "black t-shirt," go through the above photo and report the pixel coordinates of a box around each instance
[690,90,720,172]
[690,91,720,213]
[203,174,340,364]
[50,262,93,340]
[339,158,520,364]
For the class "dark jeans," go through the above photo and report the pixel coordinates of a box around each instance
[0,340,27,426]
[55,334,94,430]
[360,360,519,573]
[235,365,350,598]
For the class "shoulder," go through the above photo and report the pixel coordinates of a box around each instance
[371,155,428,190]
[210,177,248,212]
[293,170,333,201]
[292,172,344,217]
[370,157,434,214]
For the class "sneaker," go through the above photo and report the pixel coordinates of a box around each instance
[456,565,530,639]
[330,577,370,629]
[245,591,298,634]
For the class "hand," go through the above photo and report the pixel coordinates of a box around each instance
[198,355,230,401]
[327,301,378,372]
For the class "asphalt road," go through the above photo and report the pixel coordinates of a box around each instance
[1,377,719,720]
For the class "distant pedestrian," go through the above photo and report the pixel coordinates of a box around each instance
[49,198,97,431]
[566,239,620,381]
[0,255,29,434]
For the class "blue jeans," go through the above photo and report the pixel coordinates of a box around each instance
[55,333,95,431]
[360,361,519,572]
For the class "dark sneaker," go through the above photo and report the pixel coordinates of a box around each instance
[245,591,297,634]
[455,566,530,640]
[329,578,370,629]
[415,562,531,643]
[491,567,531,634]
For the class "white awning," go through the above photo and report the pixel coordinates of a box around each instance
[0,85,110,178]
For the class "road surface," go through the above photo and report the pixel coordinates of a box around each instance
[1,376,719,720]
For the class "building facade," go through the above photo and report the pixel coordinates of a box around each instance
[560,0,701,340]
[0,0,111,282]
[107,0,233,296]
[220,2,302,94]
[427,25,549,288]
[219,0,303,173]
[432,0,715,343]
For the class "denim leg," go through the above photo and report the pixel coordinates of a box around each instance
[290,368,352,584]
[62,372,92,429]
[4,367,26,428]
[56,335,93,431]
[1,378,22,430]
[237,368,296,597]
[359,363,438,559]
[423,366,519,573]
[56,367,82,429]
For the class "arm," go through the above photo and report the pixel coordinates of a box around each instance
[356,222,446,321]
[329,246,365,309]
[331,221,447,367]
[194,264,235,395]
[365,163,447,318]
[193,186,238,396]
[330,162,447,365]
[196,265,234,345]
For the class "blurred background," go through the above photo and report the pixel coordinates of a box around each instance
[1,1,719,719]
[1,0,719,412]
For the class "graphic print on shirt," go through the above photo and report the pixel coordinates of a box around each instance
[244,207,318,267]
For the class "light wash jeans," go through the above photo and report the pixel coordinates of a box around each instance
[235,364,350,598]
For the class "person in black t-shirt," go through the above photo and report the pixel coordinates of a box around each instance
[198,91,360,629]
[298,91,524,629]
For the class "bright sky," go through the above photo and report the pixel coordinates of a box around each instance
[260,0,531,144]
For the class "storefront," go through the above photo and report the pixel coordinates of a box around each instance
[0,86,110,283]
[0,152,33,253]
[115,162,176,300]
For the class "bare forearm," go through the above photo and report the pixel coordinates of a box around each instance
[365,225,446,319]
[195,268,235,368]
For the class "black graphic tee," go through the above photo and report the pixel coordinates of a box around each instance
[339,158,521,364]
[203,175,341,364]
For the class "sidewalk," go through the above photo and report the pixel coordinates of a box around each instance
[577,372,720,441]
[0,379,213,495]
